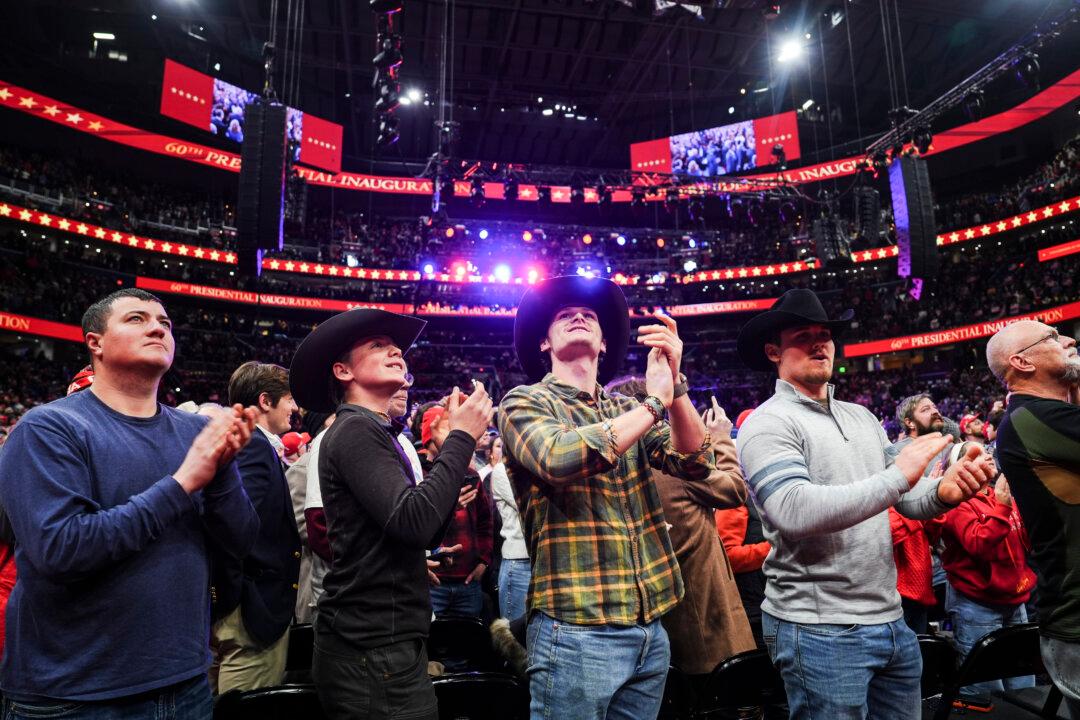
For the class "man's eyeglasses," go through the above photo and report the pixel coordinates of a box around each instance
[1014,330,1059,357]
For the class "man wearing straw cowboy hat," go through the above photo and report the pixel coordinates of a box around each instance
[289,308,493,720]
[498,275,717,720]
[735,288,994,719]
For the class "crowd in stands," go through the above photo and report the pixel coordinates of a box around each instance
[1,132,1076,278]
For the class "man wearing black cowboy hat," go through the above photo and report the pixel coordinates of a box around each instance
[289,308,493,720]
[735,288,994,719]
[498,275,716,720]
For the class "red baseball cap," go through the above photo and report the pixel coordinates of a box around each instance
[67,366,95,396]
[421,406,446,447]
[735,408,755,430]
[281,431,311,456]
[958,413,983,436]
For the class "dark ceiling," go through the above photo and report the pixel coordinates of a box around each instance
[2,0,1077,173]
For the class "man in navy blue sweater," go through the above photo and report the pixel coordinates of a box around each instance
[0,288,259,718]
[211,361,302,692]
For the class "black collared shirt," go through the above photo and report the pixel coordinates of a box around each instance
[317,403,476,648]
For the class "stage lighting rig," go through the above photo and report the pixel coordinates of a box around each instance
[1014,53,1040,90]
[771,143,787,170]
[912,127,933,155]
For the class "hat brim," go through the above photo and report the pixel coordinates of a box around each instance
[736,309,854,372]
[289,308,426,412]
[514,276,630,384]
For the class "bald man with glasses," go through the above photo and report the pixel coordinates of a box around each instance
[986,320,1080,713]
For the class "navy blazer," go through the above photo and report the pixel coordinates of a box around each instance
[211,429,302,646]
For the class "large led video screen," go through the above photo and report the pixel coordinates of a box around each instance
[630,111,801,176]
[160,59,342,173]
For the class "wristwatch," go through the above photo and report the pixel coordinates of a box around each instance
[673,373,689,400]
[642,395,666,424]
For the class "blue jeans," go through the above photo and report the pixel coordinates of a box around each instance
[526,612,670,720]
[498,559,531,622]
[761,611,922,720]
[2,676,211,720]
[430,579,483,618]
[946,585,1034,701]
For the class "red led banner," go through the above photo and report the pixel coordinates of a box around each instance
[160,59,343,173]
[1039,237,1080,262]
[136,275,775,319]
[0,310,83,343]
[4,68,1079,200]
[843,300,1080,358]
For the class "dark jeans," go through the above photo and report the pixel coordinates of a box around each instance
[901,597,929,635]
[312,630,436,720]
[430,579,484,619]
[1,676,211,720]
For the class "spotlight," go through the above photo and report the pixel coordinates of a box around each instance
[522,230,533,242]
[912,127,933,155]
[616,235,627,246]
[503,177,519,201]
[470,177,485,206]
[526,268,540,284]
[374,80,400,113]
[422,262,435,275]
[478,229,489,240]
[962,89,986,121]
[771,143,787,170]
[376,116,399,147]
[777,37,803,63]
[494,264,512,283]
[406,88,422,102]
[369,0,402,12]
[582,233,593,245]
[683,259,697,273]
[372,34,403,70]
[656,237,666,248]
[1014,53,1040,90]
[664,187,680,213]
[445,227,455,239]
[438,174,455,198]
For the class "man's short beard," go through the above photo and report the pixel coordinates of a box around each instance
[1062,357,1080,385]
[914,418,944,436]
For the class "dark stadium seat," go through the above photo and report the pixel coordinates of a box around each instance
[213,684,325,720]
[932,624,1060,720]
[432,672,529,720]
[283,622,314,683]
[428,617,504,672]
[695,649,788,718]
[918,633,958,700]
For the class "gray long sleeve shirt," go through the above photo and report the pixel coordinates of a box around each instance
[737,379,950,625]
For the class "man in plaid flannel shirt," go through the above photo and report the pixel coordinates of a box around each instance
[498,275,716,720]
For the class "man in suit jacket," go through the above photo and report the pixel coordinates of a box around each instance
[211,361,302,693]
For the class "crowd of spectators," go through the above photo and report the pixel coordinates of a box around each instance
[1,132,1076,279]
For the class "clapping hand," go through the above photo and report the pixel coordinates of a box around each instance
[637,311,683,381]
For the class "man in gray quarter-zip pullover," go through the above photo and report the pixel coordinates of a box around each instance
[734,289,994,720]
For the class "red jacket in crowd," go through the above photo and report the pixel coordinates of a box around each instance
[715,506,770,573]
[939,489,1036,606]
[889,509,941,606]
[432,475,493,582]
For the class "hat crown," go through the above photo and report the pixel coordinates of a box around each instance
[769,289,831,322]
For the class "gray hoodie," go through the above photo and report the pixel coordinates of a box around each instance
[737,379,949,625]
